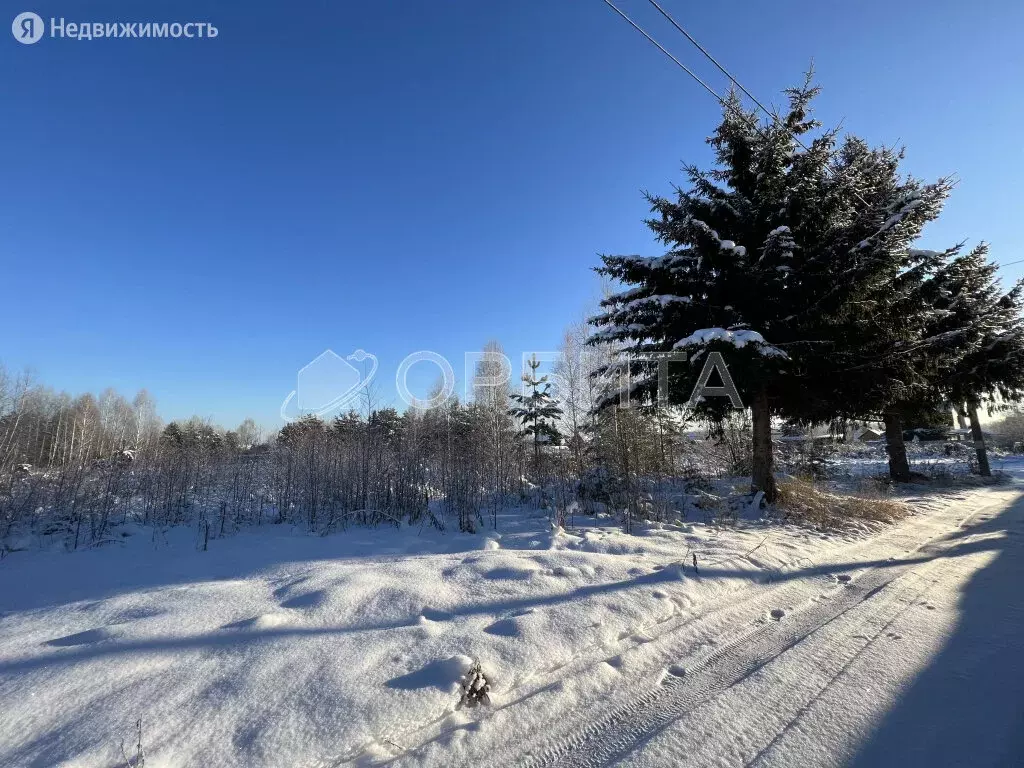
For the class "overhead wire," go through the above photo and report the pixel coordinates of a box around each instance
[600,0,721,104]
[606,2,1021,274]
[602,0,870,207]
[646,0,775,119]
[600,0,764,136]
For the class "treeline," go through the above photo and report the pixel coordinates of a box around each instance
[0,341,730,548]
[0,329,1009,552]
[0,367,162,471]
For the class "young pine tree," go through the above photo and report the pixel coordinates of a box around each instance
[509,355,563,469]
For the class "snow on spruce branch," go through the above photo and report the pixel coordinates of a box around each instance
[589,323,654,344]
[854,184,948,251]
[686,217,749,261]
[673,328,788,359]
[591,295,694,330]
[759,225,796,263]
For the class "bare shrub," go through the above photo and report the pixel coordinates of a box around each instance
[119,719,145,767]
[777,437,835,480]
[456,662,491,709]
[718,414,753,475]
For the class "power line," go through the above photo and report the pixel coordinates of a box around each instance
[643,0,830,168]
[600,0,725,109]
[601,0,768,140]
[602,0,875,209]
[646,0,774,119]
[635,1,1023,277]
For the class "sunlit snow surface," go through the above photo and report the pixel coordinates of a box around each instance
[1,459,1022,767]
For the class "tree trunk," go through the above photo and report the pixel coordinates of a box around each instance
[751,388,777,503]
[966,399,992,477]
[883,411,911,482]
[956,403,970,430]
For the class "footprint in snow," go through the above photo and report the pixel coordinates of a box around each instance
[222,613,291,631]
[111,607,164,624]
[483,618,522,637]
[548,566,579,578]
[280,589,328,610]
[770,608,786,621]
[420,608,453,622]
[46,627,114,646]
[272,577,311,600]
[482,567,536,581]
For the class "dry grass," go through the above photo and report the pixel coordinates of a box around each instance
[777,477,908,530]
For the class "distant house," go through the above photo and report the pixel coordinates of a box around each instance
[946,427,993,442]
[774,425,843,444]
[854,427,883,442]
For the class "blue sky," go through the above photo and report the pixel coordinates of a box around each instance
[2,0,1022,429]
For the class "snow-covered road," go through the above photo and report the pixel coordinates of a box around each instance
[1,470,1022,767]
[512,477,1024,767]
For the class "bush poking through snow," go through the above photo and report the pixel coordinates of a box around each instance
[119,719,145,767]
[778,477,907,530]
[577,466,624,507]
[456,662,491,709]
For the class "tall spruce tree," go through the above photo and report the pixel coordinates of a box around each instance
[918,244,1024,475]
[589,77,951,501]
[772,143,956,483]
[509,355,563,467]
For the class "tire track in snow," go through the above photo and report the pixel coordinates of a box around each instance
[515,489,1020,768]
[739,538,984,767]
[334,487,1013,766]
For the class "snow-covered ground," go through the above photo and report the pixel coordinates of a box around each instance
[1,463,1023,767]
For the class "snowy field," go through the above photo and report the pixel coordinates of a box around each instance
[1,462,1023,767]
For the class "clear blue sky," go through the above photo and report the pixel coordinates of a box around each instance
[3,0,1022,429]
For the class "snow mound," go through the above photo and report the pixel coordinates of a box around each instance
[385,655,474,692]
